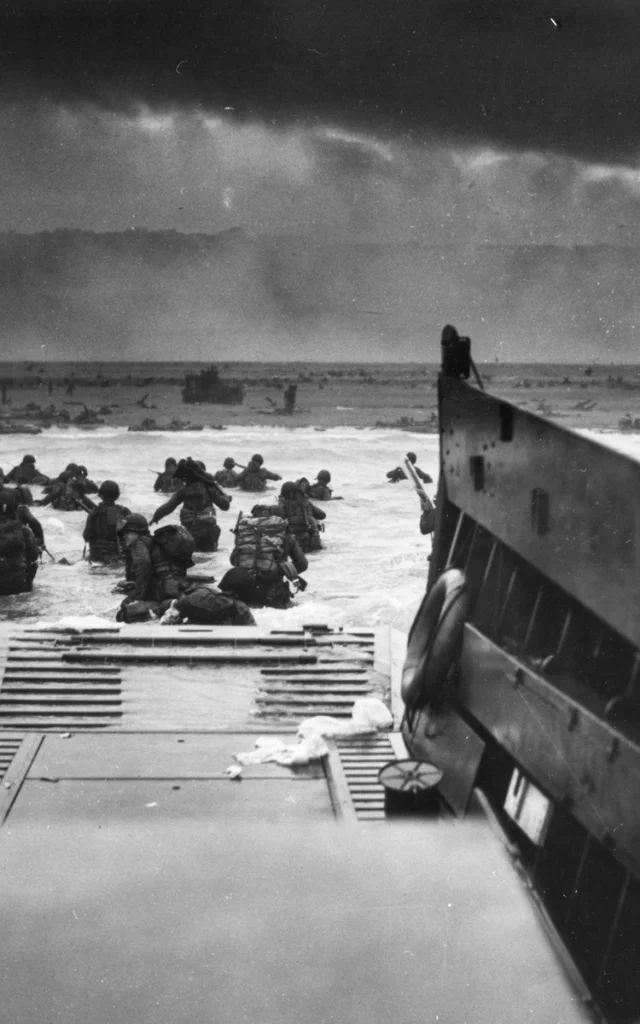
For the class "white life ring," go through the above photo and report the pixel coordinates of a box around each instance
[401,568,471,707]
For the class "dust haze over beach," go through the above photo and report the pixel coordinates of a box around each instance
[0,1,639,362]
[2,232,640,363]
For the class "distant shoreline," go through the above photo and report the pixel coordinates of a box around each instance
[1,360,639,372]
[1,361,640,433]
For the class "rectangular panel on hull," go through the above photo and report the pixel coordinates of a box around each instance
[440,378,640,649]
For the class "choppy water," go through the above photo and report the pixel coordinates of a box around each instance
[0,426,440,632]
[2,425,639,634]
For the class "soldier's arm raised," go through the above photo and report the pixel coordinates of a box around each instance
[150,489,184,524]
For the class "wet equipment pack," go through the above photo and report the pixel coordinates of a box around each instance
[176,586,256,626]
[233,514,288,575]
[176,458,221,490]
[0,519,26,559]
[96,503,127,540]
[153,524,196,566]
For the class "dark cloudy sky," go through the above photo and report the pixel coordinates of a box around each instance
[1,0,639,359]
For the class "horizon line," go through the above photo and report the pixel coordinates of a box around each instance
[0,359,634,368]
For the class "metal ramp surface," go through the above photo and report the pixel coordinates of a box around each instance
[0,624,408,830]
[0,625,378,732]
[0,733,23,781]
[328,732,409,823]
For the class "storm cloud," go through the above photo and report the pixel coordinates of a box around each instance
[1,0,638,163]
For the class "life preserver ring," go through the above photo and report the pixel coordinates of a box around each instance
[401,568,471,708]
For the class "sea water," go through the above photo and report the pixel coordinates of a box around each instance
[0,426,439,630]
[1,426,638,632]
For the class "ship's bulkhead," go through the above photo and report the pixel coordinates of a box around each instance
[405,374,640,1020]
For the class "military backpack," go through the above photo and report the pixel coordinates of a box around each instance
[0,519,26,560]
[233,515,288,575]
[153,523,196,566]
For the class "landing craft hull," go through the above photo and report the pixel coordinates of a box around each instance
[403,330,640,1020]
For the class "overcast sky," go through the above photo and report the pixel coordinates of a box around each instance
[0,0,638,243]
[0,0,639,360]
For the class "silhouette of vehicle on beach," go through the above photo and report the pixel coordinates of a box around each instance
[181,366,245,405]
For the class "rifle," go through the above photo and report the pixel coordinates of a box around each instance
[179,457,232,503]
[72,493,96,514]
[404,458,436,535]
[231,510,243,534]
[42,545,56,562]
[403,458,434,512]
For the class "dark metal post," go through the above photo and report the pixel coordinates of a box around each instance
[441,324,471,379]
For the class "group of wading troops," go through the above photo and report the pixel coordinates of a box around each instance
[0,450,432,624]
[0,452,340,626]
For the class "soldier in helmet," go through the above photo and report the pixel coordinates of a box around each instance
[386,451,433,484]
[222,507,308,609]
[82,481,131,563]
[154,458,180,494]
[236,454,281,493]
[275,480,326,553]
[6,454,50,486]
[0,489,40,595]
[116,513,193,617]
[307,470,342,501]
[149,457,231,552]
[38,464,95,512]
[13,486,45,550]
[213,457,241,488]
[76,465,98,494]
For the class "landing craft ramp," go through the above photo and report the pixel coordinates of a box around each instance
[0,623,595,1022]
[0,624,406,825]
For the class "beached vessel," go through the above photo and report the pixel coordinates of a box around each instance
[181,365,245,405]
[1,325,637,1021]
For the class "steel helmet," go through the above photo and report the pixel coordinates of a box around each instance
[98,480,120,500]
[406,452,417,464]
[117,512,149,535]
[23,454,36,463]
[251,454,264,466]
[316,470,331,483]
[223,457,235,469]
[280,481,298,497]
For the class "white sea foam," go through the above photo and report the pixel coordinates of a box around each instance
[0,427,440,629]
[2,426,638,629]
